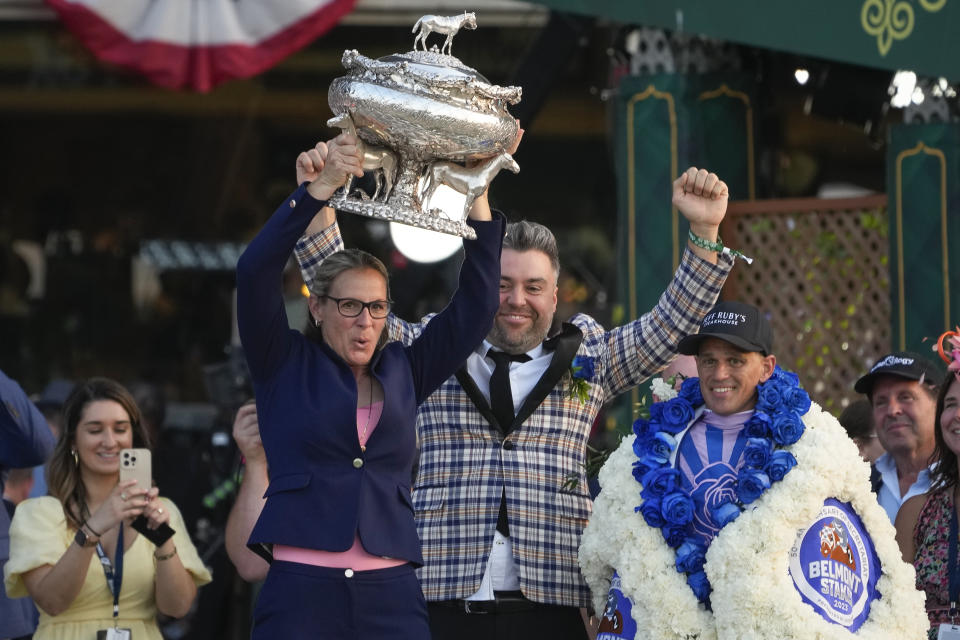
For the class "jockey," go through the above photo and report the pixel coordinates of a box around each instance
[667,301,777,548]
[579,301,927,639]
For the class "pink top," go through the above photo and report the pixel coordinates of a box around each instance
[274,400,406,570]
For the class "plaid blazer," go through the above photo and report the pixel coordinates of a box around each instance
[296,224,732,607]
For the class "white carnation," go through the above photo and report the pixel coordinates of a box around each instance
[650,377,678,402]
[579,401,928,639]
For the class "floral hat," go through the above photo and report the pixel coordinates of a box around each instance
[935,327,960,381]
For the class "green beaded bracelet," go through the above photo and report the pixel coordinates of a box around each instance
[687,229,753,264]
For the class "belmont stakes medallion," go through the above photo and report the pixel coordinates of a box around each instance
[597,572,638,640]
[788,498,881,632]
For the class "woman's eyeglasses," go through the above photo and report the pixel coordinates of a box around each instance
[322,295,392,319]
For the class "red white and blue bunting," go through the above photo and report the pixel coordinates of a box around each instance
[44,0,357,91]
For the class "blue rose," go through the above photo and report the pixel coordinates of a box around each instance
[632,434,650,456]
[744,411,771,438]
[632,460,657,483]
[765,449,798,482]
[649,402,664,423]
[640,467,680,499]
[686,570,712,602]
[773,367,800,387]
[632,417,652,438]
[770,411,805,446]
[572,355,595,381]
[756,381,786,413]
[736,468,771,504]
[710,500,742,528]
[678,377,703,406]
[659,397,695,434]
[661,491,695,526]
[675,539,707,574]
[638,431,677,467]
[635,453,667,473]
[742,437,774,469]
[787,387,811,415]
[661,523,687,548]
[633,434,669,476]
[638,498,665,528]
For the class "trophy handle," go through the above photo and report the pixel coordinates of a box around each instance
[327,112,398,203]
[421,153,520,222]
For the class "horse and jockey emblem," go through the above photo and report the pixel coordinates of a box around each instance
[819,520,857,571]
[596,572,638,640]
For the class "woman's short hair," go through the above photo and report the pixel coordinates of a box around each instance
[929,375,959,492]
[307,249,390,299]
[47,377,151,531]
[304,249,390,346]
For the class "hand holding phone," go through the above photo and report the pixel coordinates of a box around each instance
[120,449,175,546]
[119,448,152,490]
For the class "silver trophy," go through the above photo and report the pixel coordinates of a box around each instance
[326,12,522,239]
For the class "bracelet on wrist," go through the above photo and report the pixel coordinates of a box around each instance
[155,547,178,562]
[687,229,753,264]
[83,521,102,537]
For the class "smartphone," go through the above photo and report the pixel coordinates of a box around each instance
[119,448,152,490]
[131,514,175,547]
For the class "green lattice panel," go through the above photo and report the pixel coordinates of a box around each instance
[725,199,890,413]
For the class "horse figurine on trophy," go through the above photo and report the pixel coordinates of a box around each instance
[412,12,477,55]
[421,151,520,221]
[327,112,398,203]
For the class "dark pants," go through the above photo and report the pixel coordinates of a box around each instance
[427,599,589,640]
[252,561,430,640]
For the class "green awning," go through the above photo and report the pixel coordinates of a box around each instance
[530,0,957,81]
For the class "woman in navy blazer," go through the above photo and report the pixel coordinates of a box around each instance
[236,133,503,639]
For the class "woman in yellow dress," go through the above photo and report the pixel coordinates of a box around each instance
[4,378,211,639]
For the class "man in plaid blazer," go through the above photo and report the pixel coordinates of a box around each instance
[283,151,734,637]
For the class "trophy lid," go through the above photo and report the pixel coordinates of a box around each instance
[338,48,521,108]
[378,50,492,86]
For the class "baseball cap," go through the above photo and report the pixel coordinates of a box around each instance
[854,351,944,396]
[677,301,773,356]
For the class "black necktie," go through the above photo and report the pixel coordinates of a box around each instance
[487,348,531,537]
[487,349,531,434]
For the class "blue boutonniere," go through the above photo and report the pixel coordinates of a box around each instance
[568,355,595,404]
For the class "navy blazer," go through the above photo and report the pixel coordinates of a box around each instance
[0,368,55,638]
[236,185,502,565]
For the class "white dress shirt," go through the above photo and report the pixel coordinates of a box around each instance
[463,339,553,600]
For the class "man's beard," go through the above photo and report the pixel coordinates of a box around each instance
[487,307,551,354]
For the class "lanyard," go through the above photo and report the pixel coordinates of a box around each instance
[949,504,960,622]
[95,525,124,622]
